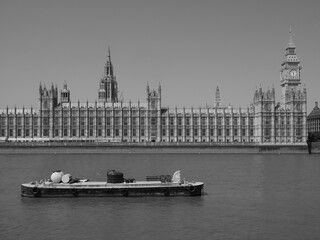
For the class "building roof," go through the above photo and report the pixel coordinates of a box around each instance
[308,102,320,119]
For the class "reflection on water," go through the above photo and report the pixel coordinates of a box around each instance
[0,153,320,240]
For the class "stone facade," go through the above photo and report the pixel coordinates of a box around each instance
[307,102,320,133]
[0,30,307,144]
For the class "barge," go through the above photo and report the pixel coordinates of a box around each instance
[21,170,204,197]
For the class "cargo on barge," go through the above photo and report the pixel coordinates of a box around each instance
[21,170,204,197]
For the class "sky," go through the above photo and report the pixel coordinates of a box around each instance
[0,0,319,113]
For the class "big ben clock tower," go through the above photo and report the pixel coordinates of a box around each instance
[280,27,302,105]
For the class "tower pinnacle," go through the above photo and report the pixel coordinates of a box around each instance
[287,26,296,49]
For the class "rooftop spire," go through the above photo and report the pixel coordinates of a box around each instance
[287,26,296,49]
[108,46,111,62]
[104,46,114,77]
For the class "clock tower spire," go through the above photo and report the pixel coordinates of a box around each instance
[280,27,302,105]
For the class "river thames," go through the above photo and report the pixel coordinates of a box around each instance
[0,153,319,240]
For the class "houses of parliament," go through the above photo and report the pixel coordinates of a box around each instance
[0,29,307,144]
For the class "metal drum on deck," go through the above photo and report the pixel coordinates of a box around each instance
[107,170,124,183]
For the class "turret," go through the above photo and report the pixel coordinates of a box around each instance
[214,85,221,107]
[60,82,70,103]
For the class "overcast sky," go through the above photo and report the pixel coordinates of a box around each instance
[0,0,319,112]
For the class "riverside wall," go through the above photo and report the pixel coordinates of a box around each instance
[0,141,312,154]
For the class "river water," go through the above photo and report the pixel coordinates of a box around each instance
[0,153,319,240]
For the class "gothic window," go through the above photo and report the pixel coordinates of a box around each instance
[115,129,119,136]
[178,128,182,137]
[1,129,5,137]
[17,129,21,137]
[162,128,166,136]
[9,117,14,126]
[242,129,246,136]
[151,117,157,126]
[218,128,222,136]
[170,117,174,126]
[132,128,136,137]
[194,128,198,137]
[141,128,145,137]
[132,117,137,126]
[63,129,68,137]
[106,129,111,137]
[123,117,128,126]
[0,117,5,126]
[17,117,22,126]
[193,117,198,126]
[178,117,182,126]
[110,117,118,126]
[241,117,246,125]
[151,100,156,108]
[43,118,49,126]
[249,117,254,126]
[96,117,102,126]
[106,117,111,126]
[234,128,238,136]
[33,129,38,137]
[89,129,94,137]
[170,128,174,137]
[296,104,301,111]
[63,117,68,126]
[33,118,38,126]
[123,129,127,137]
[233,117,238,126]
[296,128,301,136]
[72,117,77,126]
[9,129,13,137]
[140,118,145,125]
[297,117,302,125]
[80,118,85,126]
[25,129,30,137]
[264,128,270,137]
[186,128,190,137]
[55,129,59,137]
[250,129,254,137]
[162,118,166,126]
[209,117,214,126]
[186,117,190,126]
[54,117,59,126]
[43,129,48,137]
[226,128,230,136]
[210,129,214,136]
[43,100,48,109]
[217,117,222,125]
[225,117,230,126]
[202,128,206,136]
[201,117,206,126]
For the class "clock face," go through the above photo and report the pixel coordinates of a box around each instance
[290,70,297,77]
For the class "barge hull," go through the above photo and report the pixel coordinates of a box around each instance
[21,183,204,198]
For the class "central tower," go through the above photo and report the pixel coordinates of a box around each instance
[98,47,119,103]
